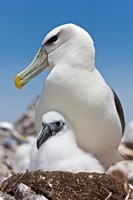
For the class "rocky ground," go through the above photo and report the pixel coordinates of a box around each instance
[0,97,133,199]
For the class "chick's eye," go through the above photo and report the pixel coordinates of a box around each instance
[46,35,58,44]
[55,121,60,126]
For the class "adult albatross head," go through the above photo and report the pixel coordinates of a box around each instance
[14,23,95,89]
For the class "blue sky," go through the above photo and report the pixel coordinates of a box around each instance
[0,0,133,125]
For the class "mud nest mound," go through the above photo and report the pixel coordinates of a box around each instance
[0,170,131,200]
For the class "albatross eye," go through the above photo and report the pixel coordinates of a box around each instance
[55,121,61,126]
[46,35,58,44]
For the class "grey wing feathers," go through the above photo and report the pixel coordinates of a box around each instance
[112,89,125,135]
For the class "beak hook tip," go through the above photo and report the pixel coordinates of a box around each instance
[14,75,23,89]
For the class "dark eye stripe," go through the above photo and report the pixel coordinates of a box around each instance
[45,35,58,44]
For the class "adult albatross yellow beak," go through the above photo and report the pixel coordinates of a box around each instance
[14,46,48,89]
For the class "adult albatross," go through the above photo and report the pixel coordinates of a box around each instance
[14,23,125,170]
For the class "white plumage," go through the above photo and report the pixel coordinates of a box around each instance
[15,23,125,170]
[29,111,104,173]
[15,136,36,172]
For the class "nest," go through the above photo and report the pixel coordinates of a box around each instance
[0,170,132,200]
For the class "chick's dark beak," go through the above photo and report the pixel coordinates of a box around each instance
[37,124,52,150]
